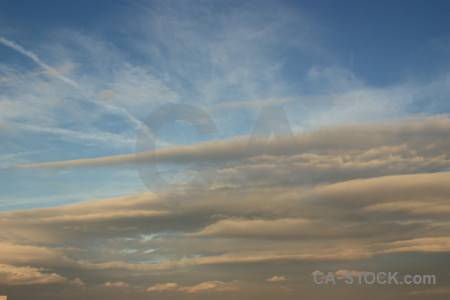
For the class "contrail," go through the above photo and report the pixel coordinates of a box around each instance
[0,37,81,89]
[0,37,143,128]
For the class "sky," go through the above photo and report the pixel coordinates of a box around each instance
[0,0,449,299]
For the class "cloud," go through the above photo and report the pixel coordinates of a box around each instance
[0,242,71,266]
[12,115,450,174]
[408,287,450,295]
[146,281,238,294]
[333,270,365,278]
[12,122,135,147]
[0,37,80,89]
[363,200,450,215]
[0,37,143,128]
[104,281,129,288]
[146,282,178,292]
[378,237,450,254]
[267,276,287,282]
[0,264,67,286]
[70,277,85,287]
[184,218,387,239]
[0,169,448,276]
[126,0,316,113]
[178,281,237,293]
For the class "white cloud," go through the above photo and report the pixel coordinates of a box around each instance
[104,281,129,288]
[146,282,178,292]
[0,37,143,128]
[178,281,237,293]
[70,277,85,287]
[267,276,287,282]
[146,281,239,294]
[0,264,67,286]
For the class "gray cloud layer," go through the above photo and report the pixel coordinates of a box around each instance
[1,116,450,299]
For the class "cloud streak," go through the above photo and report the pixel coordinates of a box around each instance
[0,264,67,286]
[0,37,143,128]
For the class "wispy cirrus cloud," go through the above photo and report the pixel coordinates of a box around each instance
[0,37,143,128]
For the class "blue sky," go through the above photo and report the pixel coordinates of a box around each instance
[1,0,449,210]
[0,1,450,299]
